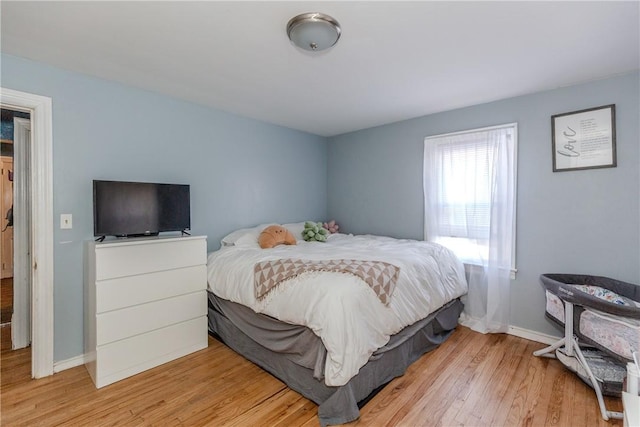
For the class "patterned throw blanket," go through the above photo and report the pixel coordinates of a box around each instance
[254,258,400,306]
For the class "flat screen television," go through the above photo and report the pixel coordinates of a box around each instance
[93,180,190,238]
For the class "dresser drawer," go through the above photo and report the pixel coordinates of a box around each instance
[95,237,206,280]
[96,265,206,313]
[96,291,206,345]
[94,316,207,388]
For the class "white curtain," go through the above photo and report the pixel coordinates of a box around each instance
[424,124,517,334]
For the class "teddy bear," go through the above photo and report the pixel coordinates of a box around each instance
[322,220,339,234]
[303,221,328,242]
[258,225,297,249]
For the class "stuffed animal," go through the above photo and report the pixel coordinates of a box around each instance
[322,220,339,234]
[258,225,297,249]
[303,221,328,242]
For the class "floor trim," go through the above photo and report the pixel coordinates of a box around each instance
[53,353,86,373]
[508,325,559,346]
[50,325,561,374]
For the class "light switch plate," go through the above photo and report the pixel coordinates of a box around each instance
[60,214,72,229]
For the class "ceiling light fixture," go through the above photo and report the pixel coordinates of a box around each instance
[287,12,341,52]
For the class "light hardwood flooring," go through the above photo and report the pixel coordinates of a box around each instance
[1,326,623,426]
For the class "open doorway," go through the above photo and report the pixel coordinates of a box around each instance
[1,109,30,351]
[1,124,14,350]
[0,145,13,348]
[1,87,54,379]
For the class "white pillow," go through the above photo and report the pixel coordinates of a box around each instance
[233,230,263,248]
[282,222,307,241]
[220,223,276,247]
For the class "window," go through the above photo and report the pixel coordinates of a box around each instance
[423,123,517,275]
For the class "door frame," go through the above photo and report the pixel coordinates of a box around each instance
[1,87,54,378]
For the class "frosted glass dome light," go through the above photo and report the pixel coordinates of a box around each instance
[287,13,341,52]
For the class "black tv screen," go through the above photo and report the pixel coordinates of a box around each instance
[93,180,190,238]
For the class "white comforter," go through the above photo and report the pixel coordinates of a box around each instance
[207,234,467,386]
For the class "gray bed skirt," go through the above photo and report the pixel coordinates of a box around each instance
[207,291,463,426]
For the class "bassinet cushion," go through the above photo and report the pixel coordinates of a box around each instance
[580,308,640,361]
[545,290,564,322]
[573,285,640,307]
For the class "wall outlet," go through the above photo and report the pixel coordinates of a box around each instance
[60,214,72,229]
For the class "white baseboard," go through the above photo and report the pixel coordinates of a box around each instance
[507,325,559,346]
[52,326,556,374]
[53,353,87,373]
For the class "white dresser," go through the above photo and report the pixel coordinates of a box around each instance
[84,235,208,388]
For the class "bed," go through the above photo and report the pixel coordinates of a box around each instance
[206,223,468,426]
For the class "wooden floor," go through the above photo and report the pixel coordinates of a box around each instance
[1,326,623,426]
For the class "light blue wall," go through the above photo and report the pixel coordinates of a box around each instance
[328,72,640,337]
[3,49,638,360]
[1,54,327,362]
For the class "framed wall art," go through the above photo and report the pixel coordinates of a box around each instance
[551,104,616,172]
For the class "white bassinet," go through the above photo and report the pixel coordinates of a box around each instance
[535,274,640,420]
